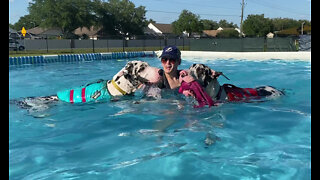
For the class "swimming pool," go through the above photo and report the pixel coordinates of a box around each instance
[9,55,311,179]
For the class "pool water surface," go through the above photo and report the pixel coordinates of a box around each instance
[9,57,311,179]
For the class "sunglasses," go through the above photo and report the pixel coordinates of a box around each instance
[161,58,176,64]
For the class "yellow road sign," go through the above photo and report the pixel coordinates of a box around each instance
[21,27,26,37]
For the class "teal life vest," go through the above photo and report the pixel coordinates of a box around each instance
[57,80,111,103]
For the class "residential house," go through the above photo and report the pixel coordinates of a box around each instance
[202,30,221,38]
[26,27,63,39]
[202,27,245,38]
[266,32,274,38]
[73,26,103,40]
[145,23,174,37]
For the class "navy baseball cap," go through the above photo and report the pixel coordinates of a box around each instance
[160,45,181,60]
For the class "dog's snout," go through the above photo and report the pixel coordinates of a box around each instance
[158,69,164,76]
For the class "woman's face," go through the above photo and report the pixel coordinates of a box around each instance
[161,58,181,74]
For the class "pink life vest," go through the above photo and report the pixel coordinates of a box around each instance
[179,81,215,108]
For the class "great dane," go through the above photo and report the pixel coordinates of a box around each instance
[11,61,162,112]
[179,63,284,106]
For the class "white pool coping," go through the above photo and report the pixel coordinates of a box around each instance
[155,51,311,61]
[180,51,311,61]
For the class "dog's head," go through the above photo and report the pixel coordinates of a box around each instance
[189,64,215,87]
[188,63,226,99]
[112,61,162,94]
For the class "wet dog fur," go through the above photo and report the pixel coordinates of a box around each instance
[188,63,284,101]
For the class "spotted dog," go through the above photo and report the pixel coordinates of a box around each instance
[11,61,162,112]
[183,63,284,103]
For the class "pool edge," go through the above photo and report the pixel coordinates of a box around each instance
[179,51,311,61]
[8,51,155,66]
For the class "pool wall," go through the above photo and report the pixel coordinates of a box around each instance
[8,51,155,66]
[9,51,311,66]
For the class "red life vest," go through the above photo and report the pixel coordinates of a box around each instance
[222,84,259,102]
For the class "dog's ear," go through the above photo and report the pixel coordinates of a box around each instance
[125,62,134,74]
[203,67,214,87]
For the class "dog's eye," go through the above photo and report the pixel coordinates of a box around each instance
[138,67,145,73]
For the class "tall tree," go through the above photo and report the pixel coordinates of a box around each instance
[242,14,273,37]
[172,10,203,36]
[28,0,95,38]
[200,19,219,30]
[10,14,39,30]
[92,0,118,36]
[218,20,238,28]
[107,0,147,36]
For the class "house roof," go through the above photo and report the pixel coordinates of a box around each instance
[150,23,173,34]
[73,26,102,37]
[203,30,221,37]
[27,27,63,36]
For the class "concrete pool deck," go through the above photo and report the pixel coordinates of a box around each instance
[155,51,311,61]
[180,51,311,61]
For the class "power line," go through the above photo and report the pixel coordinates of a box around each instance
[240,0,246,36]
[247,0,310,16]
[151,0,239,10]
[146,9,239,17]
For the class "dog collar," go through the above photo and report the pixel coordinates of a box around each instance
[111,79,127,95]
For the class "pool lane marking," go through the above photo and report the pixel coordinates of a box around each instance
[70,89,74,104]
[81,88,86,103]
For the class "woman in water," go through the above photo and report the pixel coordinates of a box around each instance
[157,45,182,89]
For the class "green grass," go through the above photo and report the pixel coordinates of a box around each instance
[9,46,190,57]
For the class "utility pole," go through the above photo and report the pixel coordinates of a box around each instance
[240,0,245,37]
[301,22,305,35]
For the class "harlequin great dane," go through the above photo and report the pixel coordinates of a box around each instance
[178,63,284,106]
[11,61,162,112]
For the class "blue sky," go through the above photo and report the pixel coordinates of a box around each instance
[9,0,311,26]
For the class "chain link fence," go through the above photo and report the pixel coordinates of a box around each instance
[190,37,299,52]
[9,35,190,55]
[10,35,309,55]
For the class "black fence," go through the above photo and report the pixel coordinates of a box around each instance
[190,37,299,52]
[10,36,190,54]
[10,35,308,55]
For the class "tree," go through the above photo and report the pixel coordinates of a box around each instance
[200,19,219,30]
[217,29,240,38]
[28,0,95,38]
[242,14,273,37]
[92,0,118,36]
[172,10,203,36]
[10,14,39,31]
[271,18,311,31]
[106,0,147,36]
[218,20,238,28]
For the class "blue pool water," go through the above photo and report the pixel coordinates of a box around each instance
[9,57,311,179]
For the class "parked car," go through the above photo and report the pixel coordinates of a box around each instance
[9,38,25,51]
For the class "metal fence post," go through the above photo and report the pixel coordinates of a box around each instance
[45,34,49,53]
[107,39,109,52]
[92,39,95,53]
[182,37,185,50]
[122,36,125,52]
